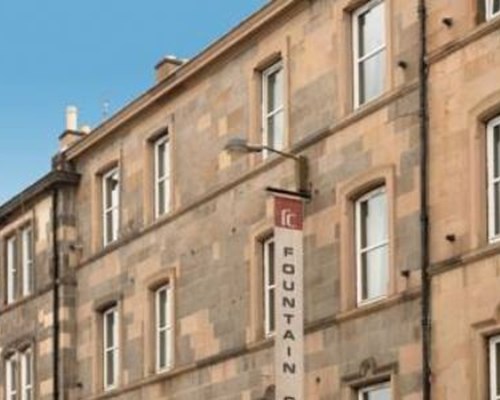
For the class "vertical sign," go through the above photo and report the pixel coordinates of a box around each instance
[274,195,304,400]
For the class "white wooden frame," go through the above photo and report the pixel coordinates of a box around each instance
[263,235,276,336]
[154,135,171,219]
[490,335,500,400]
[487,116,500,243]
[155,284,174,372]
[21,226,34,297]
[102,168,120,246]
[5,355,17,400]
[352,0,386,108]
[261,62,285,158]
[355,186,389,305]
[20,349,33,400]
[6,236,17,304]
[487,0,500,20]
[358,381,391,400]
[103,307,119,391]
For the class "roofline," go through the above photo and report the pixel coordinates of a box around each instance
[63,0,302,160]
[0,170,81,222]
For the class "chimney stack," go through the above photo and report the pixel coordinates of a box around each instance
[59,105,88,152]
[155,55,185,83]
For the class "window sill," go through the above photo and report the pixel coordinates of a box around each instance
[336,289,421,323]
[431,240,500,276]
[0,287,53,316]
[428,15,500,65]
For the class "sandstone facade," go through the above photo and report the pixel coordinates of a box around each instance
[0,1,499,399]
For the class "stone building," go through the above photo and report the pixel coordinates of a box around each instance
[0,0,499,399]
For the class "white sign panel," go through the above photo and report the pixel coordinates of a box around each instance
[274,195,305,400]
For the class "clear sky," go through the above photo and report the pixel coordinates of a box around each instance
[0,0,266,204]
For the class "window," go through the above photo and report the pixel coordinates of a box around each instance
[154,135,171,218]
[488,117,500,242]
[262,62,285,157]
[156,285,173,372]
[102,168,120,246]
[490,335,500,400]
[20,350,33,400]
[263,236,275,336]
[21,227,34,297]
[103,307,119,390]
[353,0,386,107]
[5,349,34,400]
[487,0,500,19]
[355,187,389,305]
[358,382,391,400]
[6,236,17,304]
[5,355,17,400]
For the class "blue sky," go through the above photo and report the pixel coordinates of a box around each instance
[0,0,266,204]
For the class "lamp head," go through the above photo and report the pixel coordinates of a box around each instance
[224,137,263,153]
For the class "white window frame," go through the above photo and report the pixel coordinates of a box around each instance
[486,0,500,20]
[156,284,174,372]
[262,62,285,158]
[6,355,17,400]
[488,116,500,243]
[263,235,276,337]
[102,168,120,246]
[20,349,33,400]
[352,0,386,108]
[154,135,171,218]
[358,381,391,400]
[21,226,34,297]
[490,335,500,400]
[355,186,389,305]
[6,236,17,304]
[103,307,119,391]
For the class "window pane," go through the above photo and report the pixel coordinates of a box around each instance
[362,245,389,300]
[158,180,166,216]
[494,0,500,14]
[23,228,34,295]
[158,289,167,328]
[159,330,167,369]
[267,241,275,286]
[106,211,114,243]
[496,341,500,396]
[358,2,385,57]
[7,237,17,303]
[106,312,115,348]
[268,288,275,332]
[360,190,388,248]
[493,126,500,178]
[366,386,391,400]
[359,52,385,105]
[267,111,284,151]
[106,350,115,386]
[104,172,119,209]
[157,141,166,178]
[495,182,500,237]
[267,68,283,113]
[11,359,17,391]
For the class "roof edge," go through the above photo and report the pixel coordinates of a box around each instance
[0,170,81,222]
[63,0,301,160]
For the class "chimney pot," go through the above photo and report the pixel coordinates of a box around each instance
[66,105,78,131]
[59,106,87,152]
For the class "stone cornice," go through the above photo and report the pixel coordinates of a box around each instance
[64,0,302,160]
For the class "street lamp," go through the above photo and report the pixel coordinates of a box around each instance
[225,137,310,198]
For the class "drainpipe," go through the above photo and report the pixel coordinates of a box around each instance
[52,188,60,400]
[418,0,431,399]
